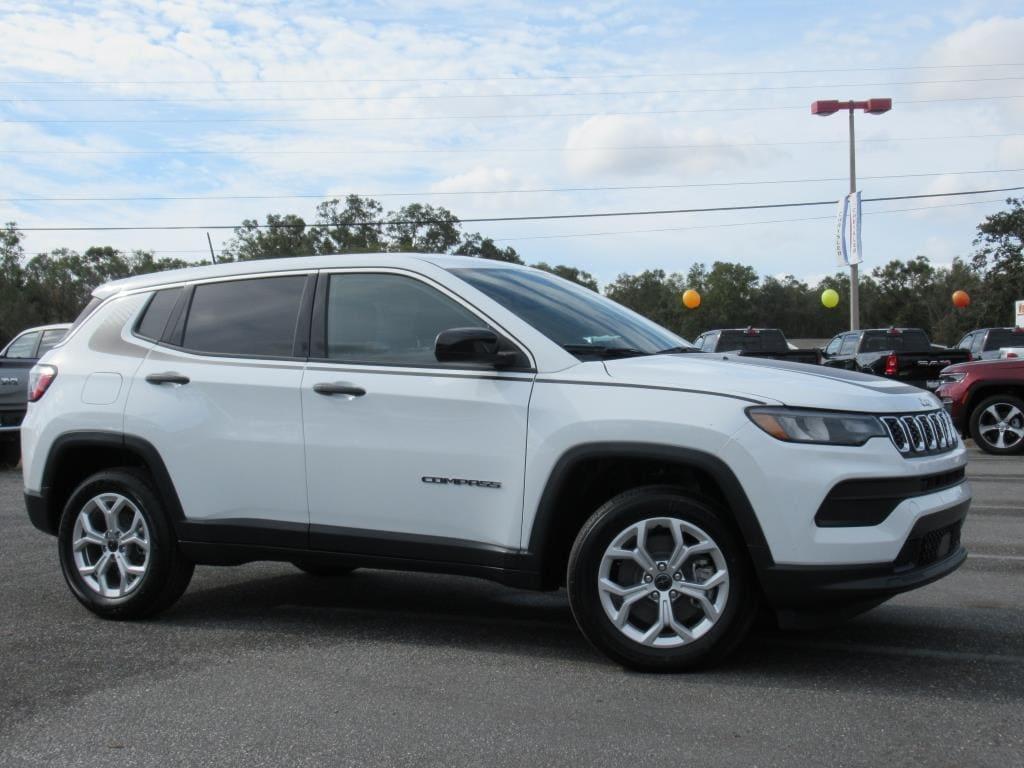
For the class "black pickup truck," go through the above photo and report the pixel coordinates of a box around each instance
[820,327,970,390]
[0,324,70,436]
[692,327,821,364]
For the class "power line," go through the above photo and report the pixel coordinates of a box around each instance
[3,132,1019,156]
[3,61,1024,85]
[492,197,1012,242]
[4,167,1023,204]
[12,185,1023,233]
[6,94,1022,123]
[5,76,1022,103]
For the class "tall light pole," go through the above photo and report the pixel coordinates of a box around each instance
[811,97,892,331]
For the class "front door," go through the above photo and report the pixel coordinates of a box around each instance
[301,270,534,558]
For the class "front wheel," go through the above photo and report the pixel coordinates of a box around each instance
[567,486,756,671]
[969,394,1024,455]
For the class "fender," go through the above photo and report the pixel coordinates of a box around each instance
[525,442,775,572]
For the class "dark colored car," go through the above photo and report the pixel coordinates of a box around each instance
[935,358,1024,454]
[692,327,821,364]
[820,328,971,390]
[0,324,70,436]
[953,327,1024,361]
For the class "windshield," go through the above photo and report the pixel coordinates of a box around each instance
[451,267,692,359]
[861,330,932,353]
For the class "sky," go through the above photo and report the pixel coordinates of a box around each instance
[1,0,1024,288]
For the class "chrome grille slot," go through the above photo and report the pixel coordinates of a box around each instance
[883,409,958,457]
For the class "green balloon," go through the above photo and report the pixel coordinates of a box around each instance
[821,289,840,309]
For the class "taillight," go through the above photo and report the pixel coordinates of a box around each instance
[27,364,57,402]
[884,353,898,376]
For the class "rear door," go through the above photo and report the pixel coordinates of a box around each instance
[301,269,534,555]
[125,273,314,541]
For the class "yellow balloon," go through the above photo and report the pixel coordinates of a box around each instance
[682,289,701,309]
[821,288,840,309]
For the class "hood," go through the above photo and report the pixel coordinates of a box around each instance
[604,353,941,413]
[944,357,1024,373]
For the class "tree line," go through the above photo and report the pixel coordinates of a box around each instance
[2,195,1022,348]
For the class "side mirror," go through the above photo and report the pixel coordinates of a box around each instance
[435,327,501,364]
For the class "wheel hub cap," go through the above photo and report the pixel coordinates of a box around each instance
[597,517,730,648]
[71,492,151,599]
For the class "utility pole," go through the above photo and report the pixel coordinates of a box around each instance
[206,232,217,264]
[811,97,892,331]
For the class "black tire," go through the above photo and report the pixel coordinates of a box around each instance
[293,562,358,578]
[57,468,194,619]
[567,485,757,672]
[969,394,1024,455]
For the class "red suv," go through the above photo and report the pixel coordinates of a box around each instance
[935,358,1024,454]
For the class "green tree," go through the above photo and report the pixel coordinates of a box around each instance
[385,203,461,253]
[454,233,523,264]
[971,197,1024,325]
[531,262,598,291]
[314,195,386,253]
[221,214,319,261]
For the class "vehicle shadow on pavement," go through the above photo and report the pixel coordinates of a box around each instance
[159,566,1024,697]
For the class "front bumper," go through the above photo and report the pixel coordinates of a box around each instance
[760,500,968,624]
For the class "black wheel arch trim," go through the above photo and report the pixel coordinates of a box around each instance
[525,442,775,572]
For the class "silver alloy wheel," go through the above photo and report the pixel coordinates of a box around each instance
[978,402,1024,450]
[598,517,729,648]
[71,493,151,599]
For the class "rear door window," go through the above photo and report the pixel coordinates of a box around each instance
[182,276,307,357]
[3,331,40,358]
[36,329,67,356]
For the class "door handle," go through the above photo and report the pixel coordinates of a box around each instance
[145,372,190,385]
[313,381,366,397]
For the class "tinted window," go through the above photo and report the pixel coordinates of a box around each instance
[955,333,973,350]
[824,336,842,356]
[326,274,483,365]
[985,329,1023,350]
[36,329,67,356]
[717,330,787,353]
[839,335,858,355]
[452,267,689,359]
[971,333,987,355]
[4,331,40,359]
[861,330,930,353]
[136,288,182,341]
[183,276,306,357]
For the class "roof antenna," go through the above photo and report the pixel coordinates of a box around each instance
[206,232,218,264]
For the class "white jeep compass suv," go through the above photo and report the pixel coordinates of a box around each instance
[21,254,971,670]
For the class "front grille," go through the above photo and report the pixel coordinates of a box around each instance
[895,520,963,569]
[881,409,958,457]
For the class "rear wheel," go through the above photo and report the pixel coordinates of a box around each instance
[969,394,1024,455]
[567,486,756,671]
[57,469,194,619]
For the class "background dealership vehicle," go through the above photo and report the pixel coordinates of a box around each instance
[936,358,1024,455]
[820,327,970,390]
[1000,348,1024,359]
[20,255,970,671]
[954,327,1024,361]
[692,327,821,364]
[0,324,70,436]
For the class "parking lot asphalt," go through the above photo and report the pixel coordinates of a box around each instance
[0,446,1021,768]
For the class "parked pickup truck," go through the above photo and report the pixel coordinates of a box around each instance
[692,328,821,365]
[936,357,1024,454]
[1,324,70,435]
[953,326,1024,361]
[820,327,970,390]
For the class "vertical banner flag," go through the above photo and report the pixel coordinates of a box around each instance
[834,191,862,267]
[834,195,849,266]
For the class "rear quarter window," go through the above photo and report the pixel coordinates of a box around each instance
[135,287,183,341]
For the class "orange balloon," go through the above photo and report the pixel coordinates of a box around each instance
[952,290,970,308]
[682,289,701,309]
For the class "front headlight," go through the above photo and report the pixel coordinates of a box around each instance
[747,407,887,446]
[939,372,967,384]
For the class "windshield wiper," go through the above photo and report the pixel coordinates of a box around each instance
[562,344,649,359]
[652,346,701,355]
